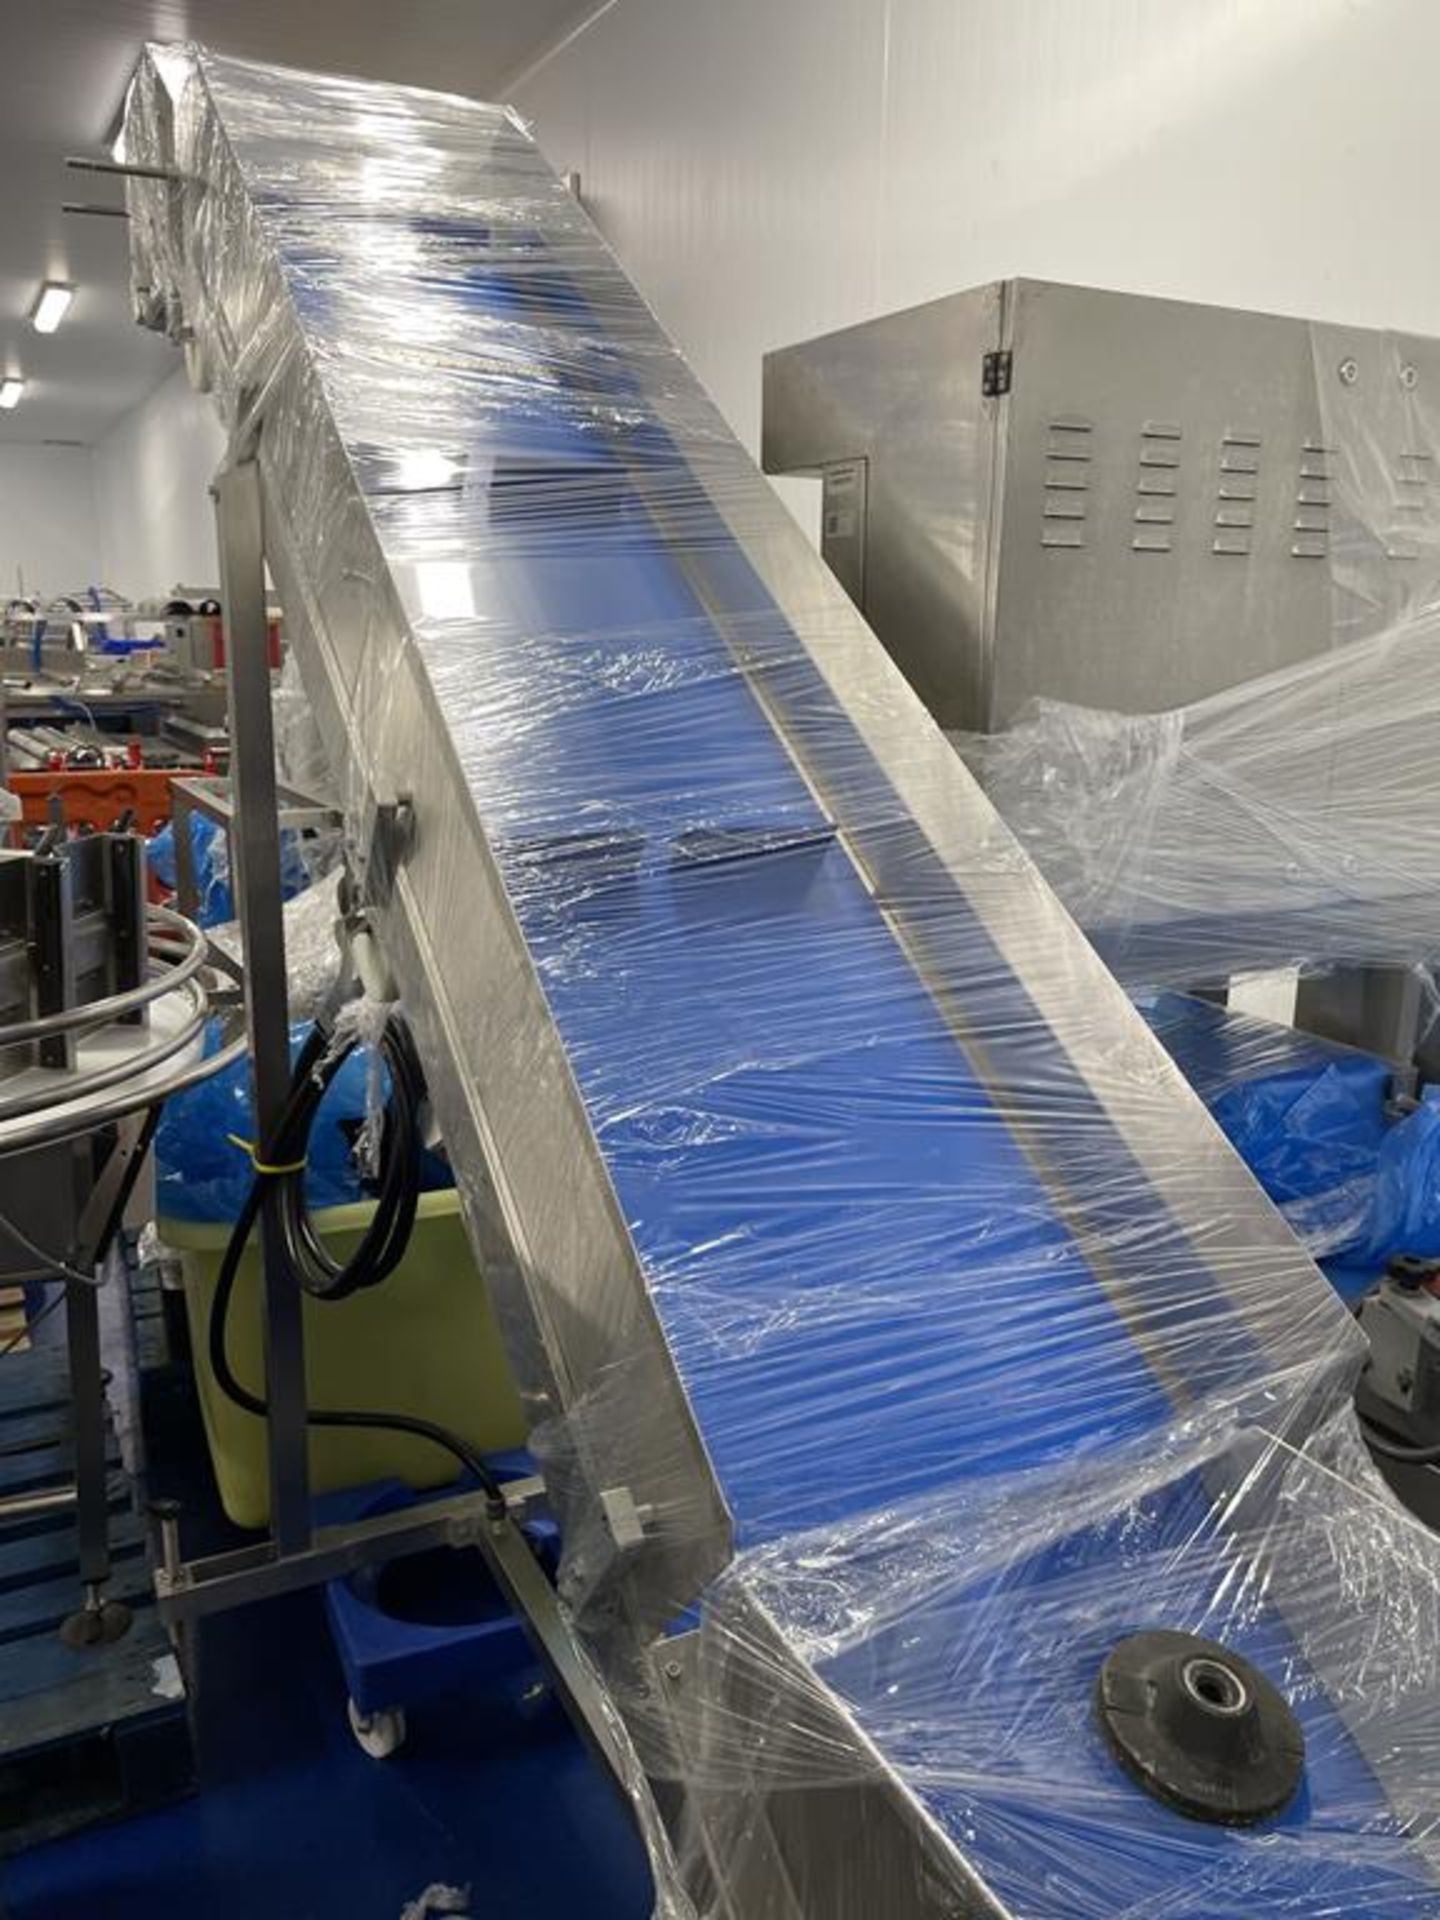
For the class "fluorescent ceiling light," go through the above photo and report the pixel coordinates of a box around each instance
[31,284,73,335]
[0,380,24,411]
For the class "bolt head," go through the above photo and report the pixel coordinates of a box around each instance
[1339,356,1359,386]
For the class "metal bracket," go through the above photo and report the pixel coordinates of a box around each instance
[155,1469,628,1789]
[363,791,416,908]
[214,455,312,1556]
[982,348,1013,398]
[598,1484,654,1555]
[155,1476,551,1620]
[65,155,180,184]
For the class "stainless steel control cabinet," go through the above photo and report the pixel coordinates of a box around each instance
[762,279,1440,730]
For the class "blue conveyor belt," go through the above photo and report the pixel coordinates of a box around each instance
[405,450,1262,1536]
[448,531,1432,1912]
[371,304,1431,1904]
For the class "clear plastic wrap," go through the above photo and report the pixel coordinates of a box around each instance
[272,647,341,812]
[960,317,1440,999]
[1141,991,1391,1262]
[206,862,343,1021]
[962,611,1440,993]
[125,46,1440,1917]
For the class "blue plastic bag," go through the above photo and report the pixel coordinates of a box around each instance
[157,1021,450,1224]
[148,814,314,929]
[1361,1092,1440,1264]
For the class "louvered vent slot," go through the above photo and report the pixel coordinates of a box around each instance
[1389,449,1434,561]
[1134,422,1180,552]
[1042,417,1091,549]
[1214,430,1260,556]
[1292,439,1332,558]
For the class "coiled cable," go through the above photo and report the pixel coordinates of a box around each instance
[207,1005,506,1512]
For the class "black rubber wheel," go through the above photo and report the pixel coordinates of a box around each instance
[1096,1630,1304,1825]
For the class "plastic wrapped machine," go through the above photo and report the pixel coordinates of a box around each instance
[125,47,1440,1917]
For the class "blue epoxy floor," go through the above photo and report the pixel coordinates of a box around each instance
[0,1366,653,1920]
[2,1582,653,1918]
[4,1589,655,1919]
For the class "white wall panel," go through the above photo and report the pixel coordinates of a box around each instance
[94,366,226,600]
[875,0,1364,311]
[516,0,1440,479]
[566,0,889,448]
[0,446,100,600]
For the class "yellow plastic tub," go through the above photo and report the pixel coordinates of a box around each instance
[163,1189,527,1528]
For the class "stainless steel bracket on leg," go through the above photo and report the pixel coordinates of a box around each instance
[153,1476,628,1784]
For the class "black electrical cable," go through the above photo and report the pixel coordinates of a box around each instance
[263,1014,424,1305]
[207,1007,507,1513]
[1358,1414,1440,1465]
[0,1209,99,1286]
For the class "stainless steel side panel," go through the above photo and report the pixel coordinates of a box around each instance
[994,281,1333,725]
[762,286,1004,731]
[124,49,733,1638]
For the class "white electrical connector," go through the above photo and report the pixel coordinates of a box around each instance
[350,921,398,1003]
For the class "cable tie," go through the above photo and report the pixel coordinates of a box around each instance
[226,1132,307,1177]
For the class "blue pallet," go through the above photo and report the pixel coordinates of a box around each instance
[0,1344,193,1854]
